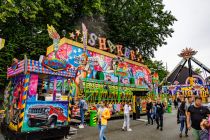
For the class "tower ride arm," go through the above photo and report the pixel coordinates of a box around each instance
[160,59,186,85]
[191,57,210,74]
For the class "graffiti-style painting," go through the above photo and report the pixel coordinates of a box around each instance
[22,101,68,132]
[48,44,151,95]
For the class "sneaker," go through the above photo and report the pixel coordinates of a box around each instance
[79,125,84,129]
[179,133,182,137]
[127,128,132,131]
[160,127,163,131]
[122,127,125,131]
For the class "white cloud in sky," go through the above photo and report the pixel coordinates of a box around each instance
[154,0,210,77]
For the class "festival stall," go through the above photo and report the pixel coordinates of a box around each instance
[1,27,76,140]
[45,24,152,118]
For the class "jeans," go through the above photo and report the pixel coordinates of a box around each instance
[180,119,188,134]
[156,113,163,128]
[80,109,85,125]
[147,111,153,124]
[123,113,130,129]
[98,124,107,140]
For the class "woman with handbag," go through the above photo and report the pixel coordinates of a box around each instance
[178,98,188,137]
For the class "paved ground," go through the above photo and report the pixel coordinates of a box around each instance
[0,109,194,140]
[69,110,194,140]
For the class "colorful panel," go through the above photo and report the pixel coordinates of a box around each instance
[7,60,25,78]
[22,101,68,132]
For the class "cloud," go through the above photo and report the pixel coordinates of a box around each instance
[154,0,210,77]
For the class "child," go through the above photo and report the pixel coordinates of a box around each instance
[122,101,132,131]
[199,119,209,140]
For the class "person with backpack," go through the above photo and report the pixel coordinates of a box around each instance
[97,101,111,140]
[122,101,132,131]
[177,98,188,137]
[155,98,165,131]
[78,95,88,128]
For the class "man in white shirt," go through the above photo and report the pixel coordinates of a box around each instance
[122,101,132,131]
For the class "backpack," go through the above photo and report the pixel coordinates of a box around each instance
[82,101,88,111]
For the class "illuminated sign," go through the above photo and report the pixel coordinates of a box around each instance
[42,57,70,72]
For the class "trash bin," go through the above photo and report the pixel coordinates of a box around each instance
[167,103,172,113]
[89,110,97,127]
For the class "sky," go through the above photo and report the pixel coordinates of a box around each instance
[154,0,210,77]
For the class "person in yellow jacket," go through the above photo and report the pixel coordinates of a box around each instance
[97,101,111,140]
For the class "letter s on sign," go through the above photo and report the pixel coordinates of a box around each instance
[88,33,97,46]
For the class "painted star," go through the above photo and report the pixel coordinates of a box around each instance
[69,32,75,39]
[75,29,81,36]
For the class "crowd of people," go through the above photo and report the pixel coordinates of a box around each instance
[175,95,210,140]
[67,94,210,140]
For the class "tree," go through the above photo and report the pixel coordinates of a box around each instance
[0,0,106,92]
[144,59,168,82]
[0,0,176,92]
[194,68,202,75]
[105,0,176,58]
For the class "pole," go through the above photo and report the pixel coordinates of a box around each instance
[117,75,120,102]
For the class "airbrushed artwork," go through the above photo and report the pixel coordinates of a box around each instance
[21,101,68,132]
[47,44,151,97]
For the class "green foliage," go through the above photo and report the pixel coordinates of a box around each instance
[144,59,168,82]
[193,68,202,75]
[0,0,106,92]
[105,0,176,58]
[0,0,176,93]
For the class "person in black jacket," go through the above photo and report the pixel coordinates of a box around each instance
[155,98,165,131]
[146,98,153,125]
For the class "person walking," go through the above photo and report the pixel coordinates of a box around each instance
[146,98,153,125]
[187,96,210,140]
[97,101,111,140]
[122,101,132,131]
[177,98,188,137]
[155,98,165,131]
[78,95,88,128]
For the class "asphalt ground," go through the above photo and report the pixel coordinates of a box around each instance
[68,109,194,140]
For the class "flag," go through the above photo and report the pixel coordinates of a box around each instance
[0,38,5,50]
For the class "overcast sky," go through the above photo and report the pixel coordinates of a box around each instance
[154,0,210,77]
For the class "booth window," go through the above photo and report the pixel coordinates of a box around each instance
[37,74,70,101]
[37,74,54,101]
